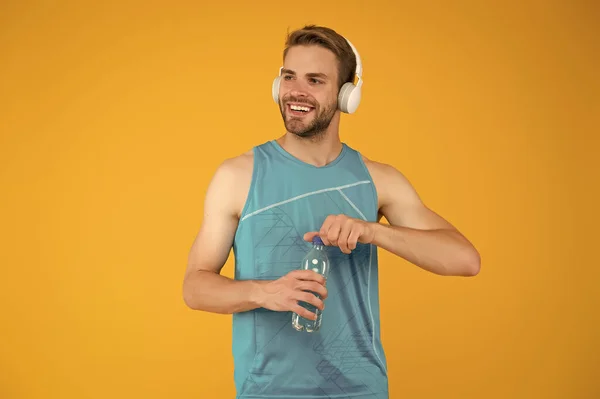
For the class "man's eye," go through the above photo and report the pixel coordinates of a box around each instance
[283,75,293,80]
[310,78,322,84]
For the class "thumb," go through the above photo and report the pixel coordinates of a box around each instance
[303,231,319,242]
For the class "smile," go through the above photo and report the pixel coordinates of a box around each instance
[287,103,315,116]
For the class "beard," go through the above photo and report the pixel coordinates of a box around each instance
[279,95,337,140]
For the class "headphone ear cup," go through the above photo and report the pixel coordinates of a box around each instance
[346,86,361,114]
[272,76,281,104]
[338,82,361,114]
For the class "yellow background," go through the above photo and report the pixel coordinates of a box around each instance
[1,1,598,398]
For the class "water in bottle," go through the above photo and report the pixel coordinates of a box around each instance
[292,236,330,332]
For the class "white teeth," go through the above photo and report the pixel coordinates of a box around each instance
[290,105,311,112]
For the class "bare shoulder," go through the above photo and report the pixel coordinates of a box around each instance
[218,149,254,174]
[361,155,404,181]
[361,154,421,209]
[361,154,458,231]
[208,149,254,219]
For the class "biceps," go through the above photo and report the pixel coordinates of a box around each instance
[186,212,238,275]
[383,201,456,231]
[185,165,242,276]
[373,162,457,231]
[379,177,456,230]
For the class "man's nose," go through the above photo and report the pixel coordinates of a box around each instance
[289,89,308,99]
[288,79,310,96]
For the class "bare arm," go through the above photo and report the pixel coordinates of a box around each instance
[304,160,480,276]
[182,154,262,313]
[183,153,328,318]
[368,160,480,276]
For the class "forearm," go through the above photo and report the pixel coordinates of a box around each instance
[370,223,480,276]
[183,270,265,314]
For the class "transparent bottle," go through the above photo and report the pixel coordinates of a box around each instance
[292,236,330,332]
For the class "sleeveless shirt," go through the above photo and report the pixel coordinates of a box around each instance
[231,139,389,399]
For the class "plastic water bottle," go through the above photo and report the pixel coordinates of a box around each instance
[292,236,330,332]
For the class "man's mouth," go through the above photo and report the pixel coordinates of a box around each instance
[287,103,315,116]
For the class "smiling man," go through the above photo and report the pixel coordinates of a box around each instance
[183,25,480,399]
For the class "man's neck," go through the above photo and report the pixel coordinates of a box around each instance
[276,131,343,167]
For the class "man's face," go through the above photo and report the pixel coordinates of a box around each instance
[278,45,340,139]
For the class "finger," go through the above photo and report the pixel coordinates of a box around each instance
[291,303,318,320]
[325,220,342,246]
[296,291,325,311]
[347,226,362,251]
[289,269,326,285]
[298,281,328,300]
[303,231,319,242]
[338,218,354,254]
[319,215,336,245]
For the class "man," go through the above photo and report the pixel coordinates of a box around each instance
[183,25,480,399]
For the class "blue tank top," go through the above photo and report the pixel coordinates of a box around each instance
[232,139,389,399]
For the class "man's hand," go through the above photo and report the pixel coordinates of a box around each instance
[303,214,375,254]
[255,270,328,320]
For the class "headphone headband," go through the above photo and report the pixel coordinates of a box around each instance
[344,38,363,86]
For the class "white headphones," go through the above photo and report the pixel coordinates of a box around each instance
[271,37,363,114]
